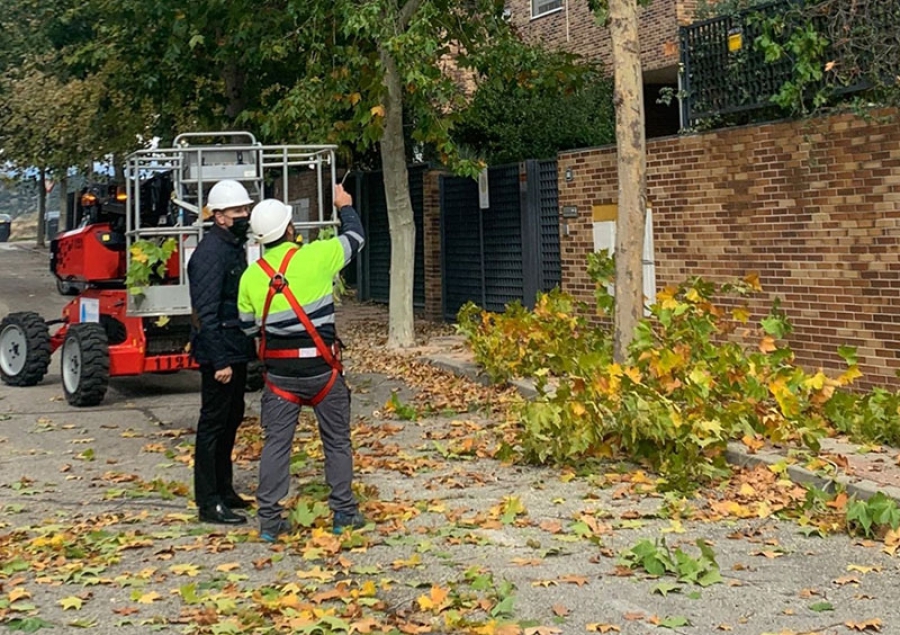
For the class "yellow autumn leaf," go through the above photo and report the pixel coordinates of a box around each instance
[8,588,30,602]
[743,272,762,291]
[656,286,678,310]
[623,366,642,385]
[370,105,385,117]
[359,580,378,597]
[802,371,827,390]
[685,288,701,303]
[58,596,83,610]
[416,584,450,612]
[169,563,201,576]
[839,365,863,386]
[216,563,241,572]
[571,402,586,417]
[137,591,161,604]
[296,566,335,582]
[155,315,170,328]
[732,307,750,322]
[349,92,361,104]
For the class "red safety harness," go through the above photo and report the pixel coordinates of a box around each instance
[256,247,342,407]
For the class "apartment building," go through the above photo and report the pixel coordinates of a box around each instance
[506,0,699,137]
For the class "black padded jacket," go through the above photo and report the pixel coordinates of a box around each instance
[188,225,256,370]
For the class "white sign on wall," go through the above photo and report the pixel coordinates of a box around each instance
[478,168,490,210]
[591,206,656,313]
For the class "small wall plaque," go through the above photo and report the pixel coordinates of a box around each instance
[561,206,578,218]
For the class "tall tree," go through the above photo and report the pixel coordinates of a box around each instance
[0,63,100,245]
[251,0,507,348]
[590,0,648,361]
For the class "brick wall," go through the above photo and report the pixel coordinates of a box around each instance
[508,0,690,73]
[558,110,900,388]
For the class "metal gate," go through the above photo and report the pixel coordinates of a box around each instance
[356,166,426,307]
[441,160,560,320]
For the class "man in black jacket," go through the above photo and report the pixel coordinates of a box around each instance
[188,179,257,525]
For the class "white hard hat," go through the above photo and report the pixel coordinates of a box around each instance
[207,180,253,211]
[250,199,292,245]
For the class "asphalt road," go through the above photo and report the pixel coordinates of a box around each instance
[3,242,900,635]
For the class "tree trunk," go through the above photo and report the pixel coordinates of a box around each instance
[379,45,416,349]
[608,0,647,363]
[223,61,247,124]
[59,173,68,232]
[36,168,47,248]
[111,153,125,186]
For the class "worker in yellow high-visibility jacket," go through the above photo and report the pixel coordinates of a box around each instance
[238,185,365,542]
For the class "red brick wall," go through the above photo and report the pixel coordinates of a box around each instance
[558,110,900,388]
[508,0,691,73]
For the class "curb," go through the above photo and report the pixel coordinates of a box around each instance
[423,353,900,503]
[725,443,900,503]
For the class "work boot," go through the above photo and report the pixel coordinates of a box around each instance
[260,519,292,543]
[332,510,367,535]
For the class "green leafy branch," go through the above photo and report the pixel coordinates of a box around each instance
[126,238,178,296]
[618,538,723,587]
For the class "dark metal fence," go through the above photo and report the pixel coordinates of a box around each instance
[355,166,426,307]
[440,160,561,320]
[679,0,867,128]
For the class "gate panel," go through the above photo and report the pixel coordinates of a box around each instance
[536,160,561,291]
[482,165,524,312]
[440,176,482,320]
[439,160,560,320]
[358,167,426,306]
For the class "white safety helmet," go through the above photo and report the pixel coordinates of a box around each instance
[250,199,293,245]
[207,180,254,212]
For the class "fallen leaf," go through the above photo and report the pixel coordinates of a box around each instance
[136,591,161,604]
[833,575,860,586]
[586,624,620,633]
[58,596,84,610]
[558,575,589,587]
[845,619,882,632]
[8,588,30,602]
[847,565,881,574]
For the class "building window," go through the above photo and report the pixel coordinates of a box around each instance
[532,0,563,18]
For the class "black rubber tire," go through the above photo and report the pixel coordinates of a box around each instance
[61,323,109,407]
[0,312,51,387]
[56,278,80,296]
[245,359,265,392]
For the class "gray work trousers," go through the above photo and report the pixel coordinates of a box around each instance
[257,371,357,532]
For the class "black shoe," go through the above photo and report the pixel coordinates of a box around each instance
[223,494,253,509]
[199,503,247,525]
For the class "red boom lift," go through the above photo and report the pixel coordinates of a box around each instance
[0,132,338,406]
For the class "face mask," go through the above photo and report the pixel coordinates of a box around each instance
[229,217,250,241]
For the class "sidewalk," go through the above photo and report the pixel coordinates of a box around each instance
[407,315,900,504]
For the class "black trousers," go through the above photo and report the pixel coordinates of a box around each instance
[194,363,247,510]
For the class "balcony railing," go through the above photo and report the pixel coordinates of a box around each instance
[678,0,870,129]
